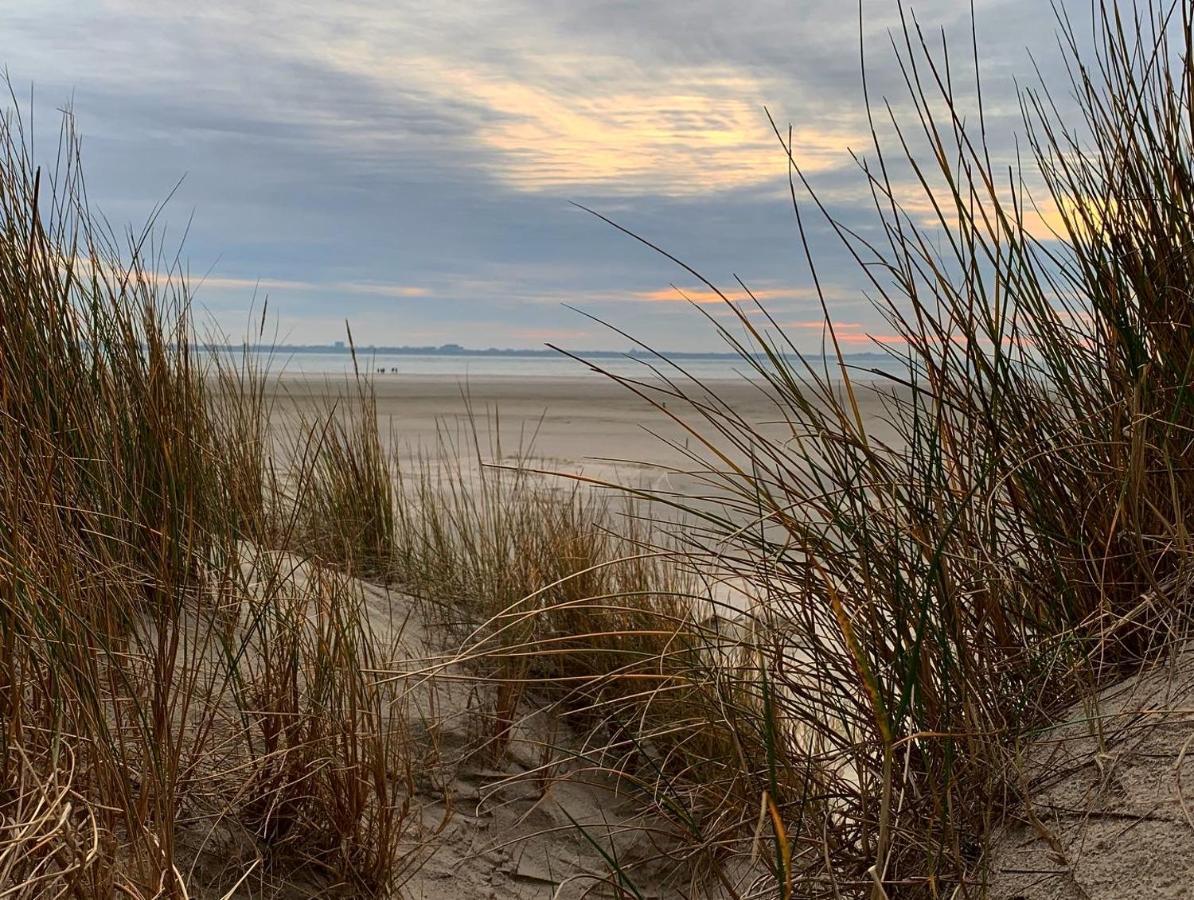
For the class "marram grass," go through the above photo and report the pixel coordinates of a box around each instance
[5,2,1194,897]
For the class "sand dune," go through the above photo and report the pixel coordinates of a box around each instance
[988,644,1194,899]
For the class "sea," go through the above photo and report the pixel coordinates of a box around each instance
[225,349,908,381]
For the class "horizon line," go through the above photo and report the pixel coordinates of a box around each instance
[205,341,899,360]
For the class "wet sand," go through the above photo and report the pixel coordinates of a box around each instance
[266,371,903,490]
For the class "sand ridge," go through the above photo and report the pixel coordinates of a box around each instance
[988,647,1194,899]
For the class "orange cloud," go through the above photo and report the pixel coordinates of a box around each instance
[478,83,853,194]
[633,286,818,305]
[196,275,431,298]
[835,332,906,346]
[322,43,860,197]
[888,179,1102,246]
[441,67,857,195]
[784,318,906,346]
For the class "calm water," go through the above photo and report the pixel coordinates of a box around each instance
[234,350,907,381]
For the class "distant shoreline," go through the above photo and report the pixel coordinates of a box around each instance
[205,342,899,364]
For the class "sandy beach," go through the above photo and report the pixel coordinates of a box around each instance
[267,371,905,490]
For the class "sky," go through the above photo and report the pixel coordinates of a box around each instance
[2,0,1073,352]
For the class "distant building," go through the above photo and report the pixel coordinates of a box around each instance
[332,340,345,349]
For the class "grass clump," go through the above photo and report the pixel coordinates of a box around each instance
[0,108,422,897]
[227,552,418,894]
[289,367,395,579]
[521,1,1194,894]
[382,421,708,750]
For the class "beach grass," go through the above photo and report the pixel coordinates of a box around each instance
[523,1,1194,894]
[0,110,421,897]
[4,0,1194,897]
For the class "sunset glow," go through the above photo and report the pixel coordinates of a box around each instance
[5,0,1067,351]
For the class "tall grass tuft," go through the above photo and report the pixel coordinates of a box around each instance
[0,106,420,897]
[290,361,396,579]
[383,418,706,756]
[209,322,280,542]
[534,1,1194,894]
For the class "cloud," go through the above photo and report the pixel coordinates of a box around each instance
[195,276,431,298]
[312,28,862,196]
[430,66,855,195]
[3,0,1073,350]
[787,320,863,329]
[632,285,822,304]
[784,318,905,346]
